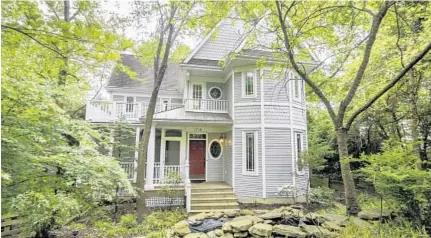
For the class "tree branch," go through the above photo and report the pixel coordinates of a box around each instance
[345,41,431,130]
[338,1,394,127]
[275,0,337,125]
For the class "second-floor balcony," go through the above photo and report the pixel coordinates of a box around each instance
[86,99,228,122]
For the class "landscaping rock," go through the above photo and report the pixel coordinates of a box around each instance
[222,222,232,232]
[232,215,263,225]
[214,229,223,236]
[304,212,325,225]
[322,221,342,232]
[210,211,225,220]
[351,217,371,228]
[233,232,248,237]
[290,204,304,210]
[207,230,217,238]
[190,213,210,222]
[301,225,331,237]
[249,223,273,237]
[230,219,253,232]
[358,209,394,220]
[321,214,349,227]
[221,233,234,238]
[184,233,209,238]
[225,210,239,218]
[273,224,307,238]
[260,212,283,220]
[173,220,191,236]
[240,209,255,216]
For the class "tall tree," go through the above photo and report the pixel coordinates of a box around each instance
[272,1,431,215]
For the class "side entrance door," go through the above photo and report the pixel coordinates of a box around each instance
[189,140,206,179]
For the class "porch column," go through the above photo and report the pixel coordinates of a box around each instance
[144,125,155,190]
[134,126,140,183]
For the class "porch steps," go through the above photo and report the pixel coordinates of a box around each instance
[190,182,239,213]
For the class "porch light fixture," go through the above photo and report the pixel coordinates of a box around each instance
[219,133,226,144]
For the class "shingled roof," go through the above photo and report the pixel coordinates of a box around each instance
[107,54,183,95]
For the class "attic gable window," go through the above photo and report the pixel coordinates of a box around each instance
[242,72,257,98]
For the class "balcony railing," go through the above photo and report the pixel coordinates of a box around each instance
[185,99,228,113]
[119,161,135,181]
[86,101,183,122]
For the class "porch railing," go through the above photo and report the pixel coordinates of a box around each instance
[119,161,135,181]
[185,99,228,113]
[86,100,183,121]
[153,162,183,185]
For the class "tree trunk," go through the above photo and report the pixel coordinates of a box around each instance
[136,81,162,223]
[336,128,361,216]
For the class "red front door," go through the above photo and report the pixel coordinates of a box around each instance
[189,140,206,178]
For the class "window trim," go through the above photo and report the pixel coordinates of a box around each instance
[242,131,259,176]
[241,71,257,98]
[292,72,302,102]
[208,139,223,160]
[208,86,223,100]
[294,131,306,175]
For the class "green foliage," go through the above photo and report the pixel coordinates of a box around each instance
[337,219,428,238]
[309,187,335,207]
[361,141,431,226]
[1,1,133,235]
[89,210,186,237]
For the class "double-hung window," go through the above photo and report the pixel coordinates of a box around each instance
[242,72,256,98]
[242,131,258,175]
[294,132,305,174]
[292,72,302,101]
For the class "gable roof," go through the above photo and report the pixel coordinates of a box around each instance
[107,54,183,96]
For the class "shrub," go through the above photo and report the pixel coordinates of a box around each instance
[310,186,335,207]
[360,141,431,228]
[337,219,428,238]
[119,213,137,229]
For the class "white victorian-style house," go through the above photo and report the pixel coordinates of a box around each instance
[86,19,310,212]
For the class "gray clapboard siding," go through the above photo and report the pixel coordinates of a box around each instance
[234,105,261,124]
[225,76,233,117]
[265,128,294,198]
[224,131,233,185]
[206,133,224,181]
[291,107,307,128]
[194,20,244,60]
[234,128,263,199]
[262,69,290,103]
[264,106,290,124]
[234,72,261,104]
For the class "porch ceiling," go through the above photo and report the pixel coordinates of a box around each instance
[149,107,233,125]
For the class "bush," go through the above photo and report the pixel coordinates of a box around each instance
[310,186,335,207]
[119,214,137,229]
[337,219,428,238]
[360,141,431,228]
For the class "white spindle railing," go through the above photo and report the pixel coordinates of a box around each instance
[86,101,184,122]
[185,99,228,113]
[119,161,135,181]
[153,162,182,185]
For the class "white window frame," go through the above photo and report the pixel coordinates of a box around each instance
[241,71,257,98]
[294,132,306,175]
[292,72,303,102]
[208,139,223,160]
[242,131,259,176]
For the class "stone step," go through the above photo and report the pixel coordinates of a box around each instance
[189,209,240,215]
[191,202,239,211]
[191,187,233,193]
[191,191,236,199]
[191,197,238,204]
